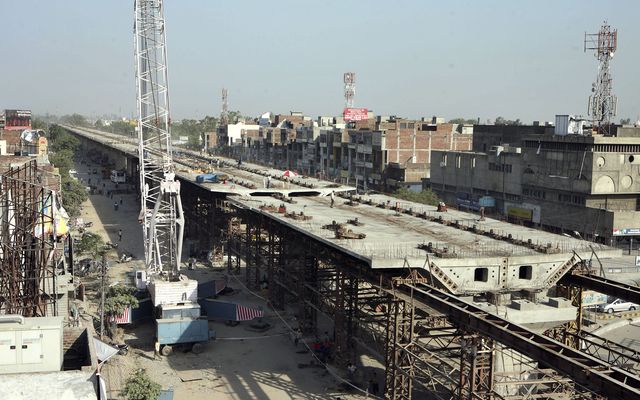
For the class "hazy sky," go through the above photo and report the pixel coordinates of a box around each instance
[1,0,639,123]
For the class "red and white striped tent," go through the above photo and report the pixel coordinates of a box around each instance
[109,306,132,325]
[236,304,264,321]
[200,299,264,322]
[282,170,298,177]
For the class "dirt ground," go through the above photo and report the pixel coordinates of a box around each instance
[70,161,381,400]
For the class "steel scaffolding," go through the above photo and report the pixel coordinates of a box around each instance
[0,160,61,317]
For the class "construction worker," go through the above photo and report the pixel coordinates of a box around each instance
[118,229,122,242]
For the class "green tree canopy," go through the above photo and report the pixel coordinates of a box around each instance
[393,188,441,206]
[76,232,107,259]
[448,118,477,125]
[104,284,139,337]
[60,177,88,217]
[60,113,89,127]
[123,369,160,400]
[494,117,522,126]
[104,285,139,316]
[32,118,48,130]
[48,125,87,216]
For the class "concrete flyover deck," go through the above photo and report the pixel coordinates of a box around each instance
[63,125,622,295]
[62,125,355,197]
[230,191,621,294]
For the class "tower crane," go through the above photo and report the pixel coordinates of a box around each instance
[134,0,184,277]
[133,0,211,355]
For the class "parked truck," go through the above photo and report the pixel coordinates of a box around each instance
[144,275,214,355]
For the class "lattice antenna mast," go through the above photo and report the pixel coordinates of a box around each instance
[134,0,184,276]
[344,72,355,108]
[221,88,229,125]
[585,21,618,136]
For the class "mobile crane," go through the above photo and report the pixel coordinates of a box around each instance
[134,0,211,355]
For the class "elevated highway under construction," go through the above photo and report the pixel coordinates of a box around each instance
[63,125,640,400]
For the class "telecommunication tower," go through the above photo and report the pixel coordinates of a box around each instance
[585,21,618,135]
[134,0,184,275]
[344,72,355,108]
[221,88,229,125]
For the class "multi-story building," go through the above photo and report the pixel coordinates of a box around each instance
[339,117,472,190]
[432,122,640,244]
[225,113,472,191]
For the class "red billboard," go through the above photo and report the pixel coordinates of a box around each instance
[343,108,368,121]
[4,109,31,131]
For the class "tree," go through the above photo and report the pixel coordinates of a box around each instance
[50,132,80,153]
[108,120,136,136]
[95,119,104,128]
[620,118,631,125]
[200,115,218,132]
[32,118,47,130]
[122,369,160,400]
[76,232,107,259]
[60,176,89,217]
[47,125,87,216]
[393,187,441,206]
[448,118,477,125]
[104,285,139,337]
[494,117,522,126]
[60,113,89,127]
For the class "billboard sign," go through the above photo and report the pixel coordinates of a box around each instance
[4,109,32,130]
[613,228,640,236]
[343,108,368,121]
[582,290,608,306]
[507,206,533,221]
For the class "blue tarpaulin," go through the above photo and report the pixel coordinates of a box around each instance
[197,278,227,299]
[132,297,153,322]
[199,299,264,322]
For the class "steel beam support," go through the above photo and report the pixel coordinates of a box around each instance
[399,283,640,400]
[560,273,640,305]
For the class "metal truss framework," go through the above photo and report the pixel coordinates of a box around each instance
[585,22,617,136]
[547,270,640,375]
[218,203,620,400]
[0,161,60,316]
[134,0,184,275]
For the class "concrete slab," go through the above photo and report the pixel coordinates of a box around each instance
[474,299,577,332]
[0,371,97,400]
[230,194,621,293]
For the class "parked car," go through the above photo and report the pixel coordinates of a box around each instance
[597,298,639,314]
[69,169,78,174]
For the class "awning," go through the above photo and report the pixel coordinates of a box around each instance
[93,337,119,363]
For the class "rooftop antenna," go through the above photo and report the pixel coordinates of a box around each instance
[221,88,229,125]
[585,21,618,136]
[344,72,355,109]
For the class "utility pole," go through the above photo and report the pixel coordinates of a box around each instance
[100,253,106,339]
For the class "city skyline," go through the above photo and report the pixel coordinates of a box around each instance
[1,0,639,122]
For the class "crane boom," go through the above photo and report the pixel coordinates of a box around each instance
[134,0,184,276]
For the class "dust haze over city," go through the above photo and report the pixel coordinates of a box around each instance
[1,1,640,400]
[1,0,640,122]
